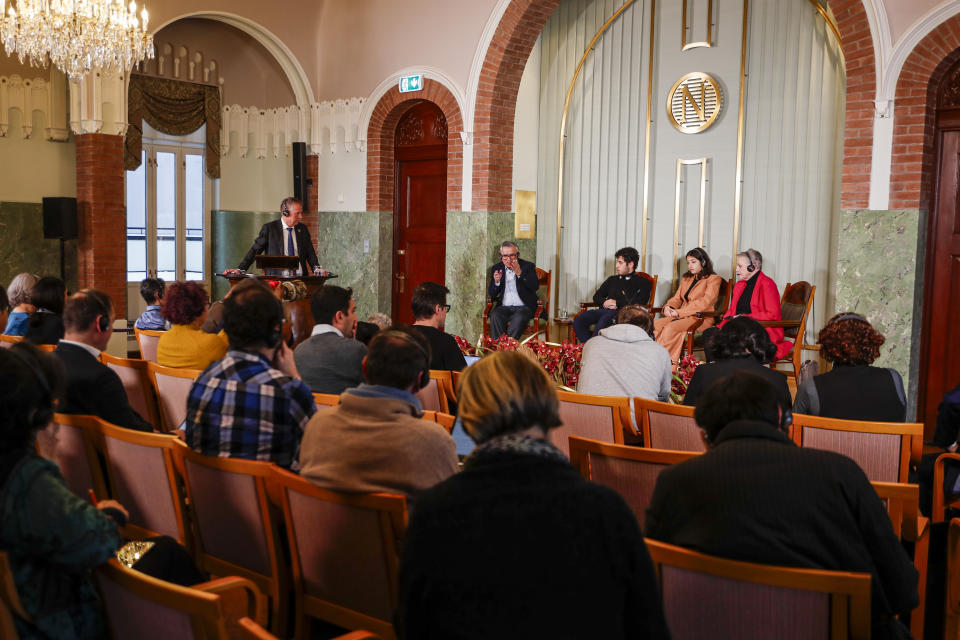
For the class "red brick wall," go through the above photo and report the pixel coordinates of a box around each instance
[366,79,463,212]
[75,134,127,313]
[303,153,320,238]
[889,15,960,210]
[830,0,876,209]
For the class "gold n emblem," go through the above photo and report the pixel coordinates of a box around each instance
[680,82,706,124]
[667,72,724,134]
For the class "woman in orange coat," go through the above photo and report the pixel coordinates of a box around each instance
[653,247,722,363]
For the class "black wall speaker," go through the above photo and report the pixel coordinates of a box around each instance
[292,141,308,203]
[42,197,78,240]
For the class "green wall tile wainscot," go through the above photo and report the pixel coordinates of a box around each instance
[211,210,279,300]
[0,201,78,291]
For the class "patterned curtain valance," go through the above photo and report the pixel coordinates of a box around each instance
[125,74,222,179]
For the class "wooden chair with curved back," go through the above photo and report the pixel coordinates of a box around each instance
[418,410,455,435]
[758,281,816,377]
[312,393,341,407]
[946,517,960,639]
[238,617,382,640]
[147,362,202,432]
[569,436,700,523]
[49,412,109,502]
[134,327,164,362]
[482,267,552,342]
[0,551,30,638]
[95,418,190,545]
[791,413,922,483]
[100,352,161,427]
[177,448,285,636]
[871,481,928,639]
[95,557,265,640]
[415,370,453,413]
[676,277,732,360]
[572,271,658,344]
[645,539,872,640]
[270,467,407,640]
[33,343,56,352]
[551,391,631,458]
[634,398,706,452]
[0,334,22,348]
[932,452,960,524]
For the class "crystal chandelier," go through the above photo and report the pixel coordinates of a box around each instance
[0,0,154,80]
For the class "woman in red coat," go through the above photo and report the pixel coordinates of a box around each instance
[709,249,791,361]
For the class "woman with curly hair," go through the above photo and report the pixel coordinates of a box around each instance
[4,272,38,336]
[793,313,905,421]
[156,281,228,370]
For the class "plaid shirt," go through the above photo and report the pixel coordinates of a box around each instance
[185,349,316,469]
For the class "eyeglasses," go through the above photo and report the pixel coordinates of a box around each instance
[500,253,518,259]
[443,304,451,312]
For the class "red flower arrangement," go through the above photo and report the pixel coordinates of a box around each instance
[453,335,583,388]
[670,354,702,403]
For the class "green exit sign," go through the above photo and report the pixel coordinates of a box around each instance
[399,74,423,93]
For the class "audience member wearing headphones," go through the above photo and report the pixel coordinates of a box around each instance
[702,248,789,362]
[226,196,327,277]
[0,342,130,640]
[647,371,918,640]
[54,290,154,432]
[397,350,670,639]
[185,280,316,470]
[653,247,723,363]
[299,324,458,498]
[793,313,906,421]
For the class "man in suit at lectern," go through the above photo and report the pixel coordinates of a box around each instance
[225,196,325,277]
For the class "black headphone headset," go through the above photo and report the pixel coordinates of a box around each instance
[281,202,291,217]
[688,247,708,269]
[833,313,867,323]
[746,252,756,273]
[78,289,111,332]
[381,329,431,390]
[7,347,55,430]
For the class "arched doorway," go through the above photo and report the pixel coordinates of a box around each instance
[392,101,448,322]
[919,56,960,431]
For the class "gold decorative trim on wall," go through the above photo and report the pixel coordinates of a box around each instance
[554,0,640,310]
[682,0,713,50]
[731,0,749,276]
[667,71,723,134]
[673,158,708,284]
[641,0,656,272]
[807,0,842,49]
[515,190,536,239]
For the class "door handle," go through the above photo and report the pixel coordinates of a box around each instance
[396,249,406,255]
[396,273,405,294]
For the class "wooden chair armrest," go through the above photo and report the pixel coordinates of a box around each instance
[933,453,960,523]
[756,320,801,329]
[578,301,598,312]
[195,575,268,627]
[332,632,383,640]
[482,299,493,320]
[649,306,663,315]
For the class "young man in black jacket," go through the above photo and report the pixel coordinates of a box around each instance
[573,246,650,343]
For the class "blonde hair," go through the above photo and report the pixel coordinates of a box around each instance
[457,350,561,444]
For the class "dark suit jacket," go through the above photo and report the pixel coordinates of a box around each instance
[646,419,919,635]
[487,258,539,312]
[682,356,792,411]
[238,219,320,274]
[54,342,153,432]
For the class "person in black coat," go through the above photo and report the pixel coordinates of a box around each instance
[573,246,651,343]
[793,313,906,421]
[410,281,466,371]
[23,276,65,345]
[227,197,322,276]
[487,241,540,339]
[54,290,153,432]
[648,371,919,640]
[682,316,791,411]
[397,350,670,640]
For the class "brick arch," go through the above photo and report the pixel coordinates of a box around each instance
[366,79,463,212]
[471,0,874,212]
[889,15,960,210]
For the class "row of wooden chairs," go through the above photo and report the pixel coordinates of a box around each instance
[567,435,929,639]
[48,412,405,639]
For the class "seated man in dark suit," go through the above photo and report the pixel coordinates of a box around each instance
[225,196,325,277]
[54,290,153,432]
[646,371,918,639]
[573,246,651,343]
[487,241,539,339]
[410,282,466,371]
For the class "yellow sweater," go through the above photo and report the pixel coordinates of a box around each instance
[156,324,229,370]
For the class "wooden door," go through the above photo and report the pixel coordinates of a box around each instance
[393,102,448,322]
[919,109,960,434]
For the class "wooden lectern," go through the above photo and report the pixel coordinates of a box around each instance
[219,255,338,347]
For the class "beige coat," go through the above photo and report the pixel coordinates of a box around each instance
[653,274,723,362]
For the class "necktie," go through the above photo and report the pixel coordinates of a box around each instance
[287,227,294,257]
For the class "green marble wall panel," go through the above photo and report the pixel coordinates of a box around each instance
[316,211,390,320]
[211,209,277,300]
[0,201,78,291]
[445,210,539,341]
[834,208,925,414]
